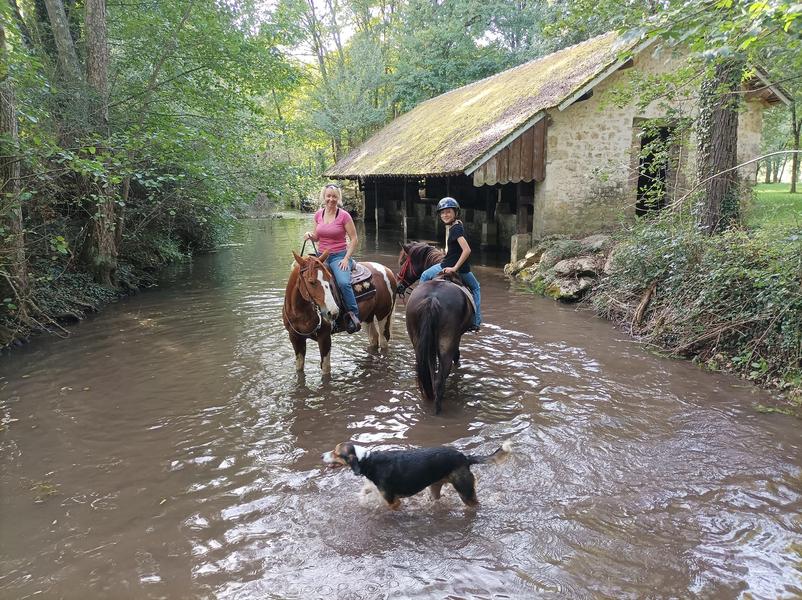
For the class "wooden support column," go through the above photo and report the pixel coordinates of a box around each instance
[481,186,497,247]
[516,182,534,234]
[402,178,408,242]
[373,179,379,243]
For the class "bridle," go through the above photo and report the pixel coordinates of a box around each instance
[397,244,444,296]
[397,252,418,293]
[283,257,330,336]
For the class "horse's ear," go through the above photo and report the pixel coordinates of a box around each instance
[292,250,305,266]
[318,249,330,262]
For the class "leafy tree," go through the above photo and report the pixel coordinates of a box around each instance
[0,12,29,326]
[390,0,510,111]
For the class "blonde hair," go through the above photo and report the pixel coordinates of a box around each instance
[319,183,343,207]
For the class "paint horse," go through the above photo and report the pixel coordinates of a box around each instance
[398,242,476,413]
[283,250,397,374]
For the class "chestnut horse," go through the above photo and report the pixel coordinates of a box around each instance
[283,250,397,374]
[398,242,475,413]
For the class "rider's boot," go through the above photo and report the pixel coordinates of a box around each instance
[345,312,361,334]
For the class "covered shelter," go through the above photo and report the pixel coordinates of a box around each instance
[326,32,788,258]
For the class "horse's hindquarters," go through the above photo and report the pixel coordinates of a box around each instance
[405,281,472,412]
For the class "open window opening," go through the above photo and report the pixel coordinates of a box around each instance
[636,125,672,216]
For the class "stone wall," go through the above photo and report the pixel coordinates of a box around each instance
[533,49,767,239]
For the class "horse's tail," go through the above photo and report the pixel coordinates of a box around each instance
[415,296,441,402]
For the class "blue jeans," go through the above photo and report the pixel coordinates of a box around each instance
[420,264,481,327]
[324,250,359,318]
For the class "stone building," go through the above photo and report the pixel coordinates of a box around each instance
[326,32,788,260]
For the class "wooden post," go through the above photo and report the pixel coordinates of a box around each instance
[402,178,408,242]
[373,179,379,243]
[516,184,527,235]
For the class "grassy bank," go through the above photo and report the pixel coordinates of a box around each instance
[588,216,802,415]
[746,183,802,229]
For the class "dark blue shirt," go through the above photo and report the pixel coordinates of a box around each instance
[441,221,471,273]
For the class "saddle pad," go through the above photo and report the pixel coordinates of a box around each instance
[352,281,376,302]
[350,262,373,286]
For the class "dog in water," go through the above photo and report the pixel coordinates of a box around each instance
[321,441,512,510]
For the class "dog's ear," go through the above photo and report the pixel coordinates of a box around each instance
[346,453,361,475]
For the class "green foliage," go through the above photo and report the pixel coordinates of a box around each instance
[390,0,513,112]
[591,217,802,390]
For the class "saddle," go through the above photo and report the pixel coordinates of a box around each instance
[435,271,477,314]
[349,262,376,302]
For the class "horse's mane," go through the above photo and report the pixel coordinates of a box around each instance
[404,242,444,270]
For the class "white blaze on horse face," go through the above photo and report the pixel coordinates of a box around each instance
[318,269,339,318]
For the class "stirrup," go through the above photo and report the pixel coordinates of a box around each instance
[345,312,361,334]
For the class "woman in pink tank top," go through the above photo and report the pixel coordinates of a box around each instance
[303,184,361,333]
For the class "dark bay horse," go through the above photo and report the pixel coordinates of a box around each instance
[398,242,475,413]
[284,250,397,374]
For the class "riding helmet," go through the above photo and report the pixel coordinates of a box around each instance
[436,197,460,212]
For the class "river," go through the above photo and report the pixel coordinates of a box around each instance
[1,216,800,599]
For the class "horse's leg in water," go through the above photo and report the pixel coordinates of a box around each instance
[434,346,458,414]
[453,349,460,368]
[366,316,380,347]
[380,312,392,349]
[318,330,332,375]
[290,333,307,372]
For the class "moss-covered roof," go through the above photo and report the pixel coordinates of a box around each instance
[327,32,637,179]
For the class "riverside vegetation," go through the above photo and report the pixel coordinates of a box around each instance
[506,184,802,416]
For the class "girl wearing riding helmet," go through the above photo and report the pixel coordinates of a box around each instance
[419,197,482,331]
[304,183,361,334]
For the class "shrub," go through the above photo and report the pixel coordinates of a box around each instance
[590,218,802,390]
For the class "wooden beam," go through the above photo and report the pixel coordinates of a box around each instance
[402,178,408,242]
[509,135,522,183]
[532,119,546,183]
[485,157,497,186]
[497,149,509,184]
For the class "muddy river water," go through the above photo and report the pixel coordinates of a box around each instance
[1,216,800,599]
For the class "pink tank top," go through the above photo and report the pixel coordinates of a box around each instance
[314,208,352,253]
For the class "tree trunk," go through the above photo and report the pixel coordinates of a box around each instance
[42,0,81,82]
[0,22,29,321]
[696,59,742,234]
[85,0,109,132]
[764,159,772,183]
[83,0,116,286]
[791,102,800,194]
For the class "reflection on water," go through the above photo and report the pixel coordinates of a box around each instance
[1,217,801,599]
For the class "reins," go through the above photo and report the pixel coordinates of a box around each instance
[283,300,322,337]
[300,238,319,257]
[397,243,445,297]
[283,250,327,337]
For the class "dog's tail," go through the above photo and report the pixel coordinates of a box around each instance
[467,441,513,466]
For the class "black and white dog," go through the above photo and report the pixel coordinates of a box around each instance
[322,441,512,510]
